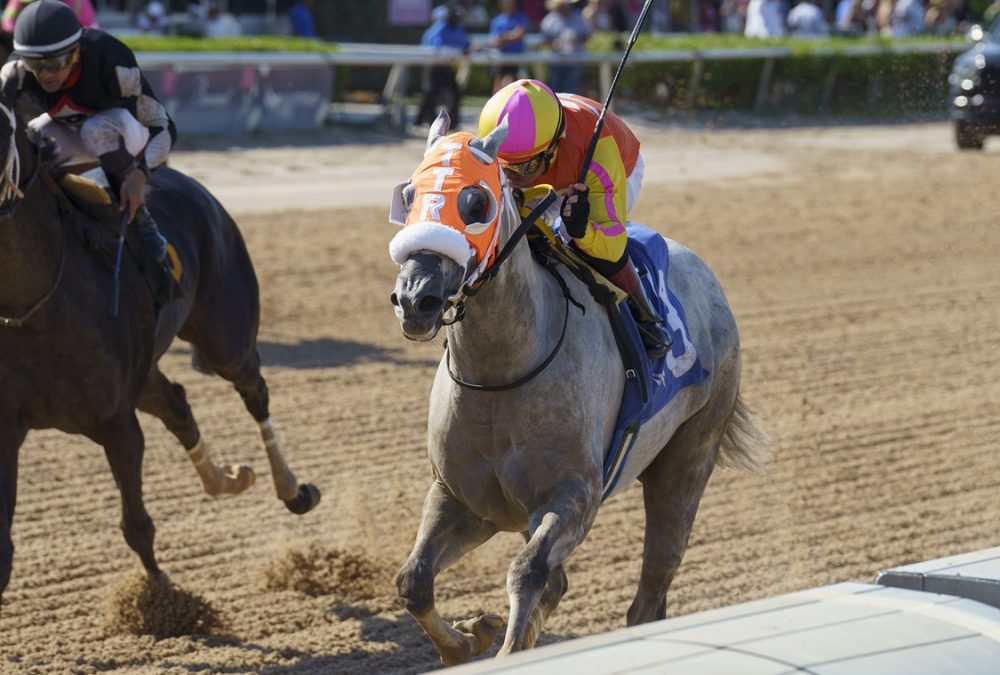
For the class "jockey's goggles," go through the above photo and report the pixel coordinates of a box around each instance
[500,112,564,178]
[21,49,76,74]
[502,149,553,177]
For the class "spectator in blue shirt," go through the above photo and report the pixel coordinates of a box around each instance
[289,0,317,38]
[489,0,531,92]
[415,3,471,127]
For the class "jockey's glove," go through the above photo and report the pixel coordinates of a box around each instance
[561,183,590,238]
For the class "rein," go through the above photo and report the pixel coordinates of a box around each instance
[444,190,557,324]
[0,103,65,329]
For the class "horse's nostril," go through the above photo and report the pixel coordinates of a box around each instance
[417,295,443,314]
[390,292,400,307]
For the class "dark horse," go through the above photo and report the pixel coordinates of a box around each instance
[0,96,319,609]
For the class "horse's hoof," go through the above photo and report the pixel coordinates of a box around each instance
[452,613,505,656]
[206,463,256,496]
[283,483,321,515]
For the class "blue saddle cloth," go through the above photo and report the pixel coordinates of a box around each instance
[601,224,709,501]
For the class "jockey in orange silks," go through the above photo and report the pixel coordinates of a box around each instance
[478,78,671,358]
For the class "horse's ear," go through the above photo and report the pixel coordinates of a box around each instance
[479,118,509,162]
[425,110,451,156]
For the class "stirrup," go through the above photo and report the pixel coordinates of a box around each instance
[636,321,671,360]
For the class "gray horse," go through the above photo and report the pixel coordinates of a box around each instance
[389,113,767,666]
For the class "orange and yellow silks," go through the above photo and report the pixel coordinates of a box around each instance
[403,132,505,269]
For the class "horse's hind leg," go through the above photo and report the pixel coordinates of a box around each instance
[199,345,318,515]
[92,413,160,578]
[396,479,503,666]
[627,390,736,625]
[138,368,255,496]
[0,417,27,603]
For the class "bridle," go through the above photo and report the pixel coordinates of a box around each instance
[440,180,585,392]
[0,102,24,213]
[0,100,66,328]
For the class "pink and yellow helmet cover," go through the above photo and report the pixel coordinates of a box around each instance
[478,79,562,163]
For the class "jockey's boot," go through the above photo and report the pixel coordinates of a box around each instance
[610,258,672,360]
[133,204,177,314]
[101,145,178,315]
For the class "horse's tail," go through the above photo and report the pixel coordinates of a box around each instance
[717,393,771,474]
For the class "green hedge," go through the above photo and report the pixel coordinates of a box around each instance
[123,35,337,53]
[456,34,966,117]
[123,32,965,118]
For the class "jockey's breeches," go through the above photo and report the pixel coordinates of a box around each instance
[29,108,170,170]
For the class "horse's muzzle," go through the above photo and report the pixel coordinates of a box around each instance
[391,252,461,340]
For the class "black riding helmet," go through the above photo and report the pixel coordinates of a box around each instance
[13,0,83,59]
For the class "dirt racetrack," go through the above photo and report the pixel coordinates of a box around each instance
[1,117,999,674]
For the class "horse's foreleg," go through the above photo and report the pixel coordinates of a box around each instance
[138,369,255,497]
[498,480,600,657]
[517,530,569,650]
[94,413,160,577]
[0,418,27,604]
[396,480,501,667]
[628,396,731,625]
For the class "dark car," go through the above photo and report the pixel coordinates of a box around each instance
[949,22,1000,149]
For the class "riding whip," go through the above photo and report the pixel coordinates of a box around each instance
[110,211,128,318]
[577,0,655,184]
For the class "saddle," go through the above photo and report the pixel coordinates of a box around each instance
[42,168,182,286]
[521,187,709,501]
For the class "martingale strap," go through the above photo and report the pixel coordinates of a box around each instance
[445,258,584,392]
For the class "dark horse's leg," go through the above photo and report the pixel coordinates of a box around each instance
[91,413,160,578]
[626,385,737,625]
[202,346,318,515]
[138,367,255,496]
[181,266,319,514]
[173,203,317,514]
[396,479,503,666]
[0,416,27,606]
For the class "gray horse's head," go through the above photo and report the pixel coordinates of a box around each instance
[388,110,511,341]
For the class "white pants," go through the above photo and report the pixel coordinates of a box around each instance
[29,108,150,168]
[626,152,645,213]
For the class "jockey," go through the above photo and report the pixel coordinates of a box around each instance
[478,78,672,359]
[0,0,177,307]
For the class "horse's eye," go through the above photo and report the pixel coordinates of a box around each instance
[458,186,489,225]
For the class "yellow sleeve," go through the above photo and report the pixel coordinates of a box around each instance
[571,135,629,263]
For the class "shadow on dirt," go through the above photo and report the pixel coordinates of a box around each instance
[167,339,438,371]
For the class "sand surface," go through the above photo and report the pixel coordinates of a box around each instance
[1,118,999,674]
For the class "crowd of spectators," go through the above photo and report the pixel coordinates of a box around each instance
[131,0,317,39]
[406,0,984,129]
[424,0,984,46]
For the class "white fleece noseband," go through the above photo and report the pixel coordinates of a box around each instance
[388,221,475,268]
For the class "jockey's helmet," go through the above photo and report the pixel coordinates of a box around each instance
[478,79,565,167]
[13,0,83,59]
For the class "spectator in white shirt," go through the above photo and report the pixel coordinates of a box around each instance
[204,2,241,37]
[788,0,830,36]
[745,0,787,36]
